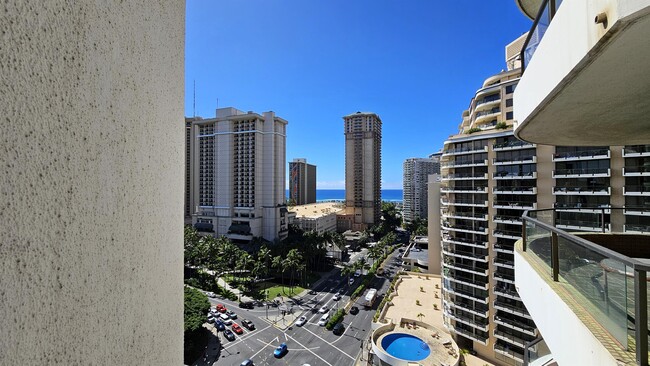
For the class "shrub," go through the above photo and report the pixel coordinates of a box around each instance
[352,283,366,299]
[325,309,346,330]
[495,121,507,129]
[466,127,481,134]
[416,299,421,306]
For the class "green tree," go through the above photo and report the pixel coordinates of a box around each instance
[284,249,304,294]
[341,263,355,289]
[272,255,286,290]
[257,245,272,278]
[184,286,210,332]
[367,245,382,267]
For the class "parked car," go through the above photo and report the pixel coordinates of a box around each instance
[231,323,243,335]
[318,312,330,326]
[348,278,355,285]
[332,293,341,301]
[318,305,328,314]
[219,313,232,325]
[242,319,255,330]
[223,329,235,341]
[205,291,216,298]
[309,290,317,295]
[215,320,225,331]
[239,301,254,309]
[226,310,237,319]
[295,316,307,327]
[332,322,345,335]
[349,306,359,315]
[273,343,288,358]
[207,313,215,323]
[216,304,226,313]
[354,269,361,277]
[240,359,254,366]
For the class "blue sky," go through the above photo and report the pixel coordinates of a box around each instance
[185,1,532,189]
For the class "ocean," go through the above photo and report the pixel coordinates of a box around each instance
[286,189,403,203]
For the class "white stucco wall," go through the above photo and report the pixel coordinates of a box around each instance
[0,1,184,364]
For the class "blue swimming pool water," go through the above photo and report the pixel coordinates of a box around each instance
[381,333,430,361]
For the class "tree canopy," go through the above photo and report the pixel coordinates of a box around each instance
[184,286,210,333]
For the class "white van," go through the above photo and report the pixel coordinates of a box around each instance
[219,313,233,325]
[318,312,330,326]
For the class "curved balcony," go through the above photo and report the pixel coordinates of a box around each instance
[442,145,488,156]
[493,140,535,151]
[474,108,501,123]
[552,149,610,162]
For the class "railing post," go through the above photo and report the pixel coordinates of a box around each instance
[601,207,606,233]
[551,232,559,282]
[522,218,527,252]
[635,268,648,366]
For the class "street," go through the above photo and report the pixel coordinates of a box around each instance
[200,247,404,366]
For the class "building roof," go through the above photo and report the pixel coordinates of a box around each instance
[291,202,343,219]
[342,111,380,118]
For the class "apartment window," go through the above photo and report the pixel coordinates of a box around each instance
[505,98,513,107]
[506,111,513,120]
[505,84,516,94]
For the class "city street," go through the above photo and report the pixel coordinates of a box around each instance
[200,246,404,366]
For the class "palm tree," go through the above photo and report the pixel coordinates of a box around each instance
[416,313,425,323]
[367,245,381,267]
[341,263,354,289]
[356,257,370,276]
[272,255,285,290]
[284,249,303,295]
[257,245,272,279]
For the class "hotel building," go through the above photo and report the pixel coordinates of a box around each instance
[511,0,650,365]
[289,158,317,206]
[339,111,382,232]
[191,107,288,243]
[403,154,441,223]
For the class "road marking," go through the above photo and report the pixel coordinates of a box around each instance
[284,333,334,366]
[249,336,279,359]
[299,325,355,360]
[221,324,272,351]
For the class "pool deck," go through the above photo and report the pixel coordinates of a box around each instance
[377,323,459,366]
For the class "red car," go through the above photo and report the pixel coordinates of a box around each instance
[216,304,226,313]
[231,323,243,335]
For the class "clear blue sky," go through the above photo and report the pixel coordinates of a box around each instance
[185,1,532,189]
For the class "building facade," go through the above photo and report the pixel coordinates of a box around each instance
[290,202,343,234]
[403,154,441,223]
[340,111,382,232]
[191,107,288,242]
[289,158,317,206]
[185,116,201,222]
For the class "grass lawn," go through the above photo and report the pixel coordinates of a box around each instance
[256,282,306,300]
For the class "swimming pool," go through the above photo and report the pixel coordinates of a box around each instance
[380,333,430,361]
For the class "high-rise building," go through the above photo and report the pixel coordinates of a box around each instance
[403,154,441,223]
[185,116,202,222]
[339,111,382,232]
[289,158,316,206]
[511,1,650,365]
[191,107,288,242]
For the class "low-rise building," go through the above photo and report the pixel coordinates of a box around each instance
[289,202,343,234]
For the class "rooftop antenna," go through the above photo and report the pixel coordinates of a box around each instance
[192,80,196,118]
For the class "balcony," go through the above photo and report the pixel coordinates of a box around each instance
[552,149,610,161]
[444,274,489,290]
[494,215,524,225]
[623,166,650,177]
[443,299,489,319]
[553,186,611,195]
[494,230,523,241]
[443,223,489,235]
[623,146,650,157]
[443,246,488,263]
[440,185,488,194]
[444,199,489,208]
[442,212,488,221]
[493,155,537,165]
[442,145,488,156]
[449,324,488,344]
[474,108,501,123]
[493,171,537,180]
[624,224,650,234]
[443,261,489,276]
[514,0,650,146]
[494,300,533,320]
[494,343,525,363]
[493,140,535,151]
[494,257,516,270]
[441,173,488,181]
[624,185,650,196]
[516,208,648,366]
[493,201,537,210]
[447,312,489,332]
[444,284,489,304]
[494,285,521,301]
[552,168,610,178]
[441,159,488,168]
[442,235,489,249]
[493,186,537,195]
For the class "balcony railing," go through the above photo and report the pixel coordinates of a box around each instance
[552,148,610,161]
[521,207,650,365]
[520,0,564,71]
[493,140,535,150]
[552,167,610,177]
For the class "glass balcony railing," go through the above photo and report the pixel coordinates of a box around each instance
[521,0,564,71]
[521,207,650,365]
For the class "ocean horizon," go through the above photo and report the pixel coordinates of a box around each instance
[286,189,403,203]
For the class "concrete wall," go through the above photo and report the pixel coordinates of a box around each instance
[0,2,184,364]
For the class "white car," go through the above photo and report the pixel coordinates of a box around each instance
[349,278,355,285]
[219,313,233,325]
[205,291,216,298]
[295,316,307,327]
[318,305,328,314]
[318,312,330,326]
[354,270,361,277]
[332,293,341,301]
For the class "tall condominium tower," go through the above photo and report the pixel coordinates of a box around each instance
[340,111,382,232]
[403,154,441,223]
[191,107,288,242]
[289,158,317,206]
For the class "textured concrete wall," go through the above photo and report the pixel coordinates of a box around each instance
[0,1,184,364]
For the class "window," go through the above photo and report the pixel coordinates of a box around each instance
[505,84,516,94]
[506,111,513,120]
[505,99,513,107]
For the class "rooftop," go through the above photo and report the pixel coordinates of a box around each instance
[290,202,343,219]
